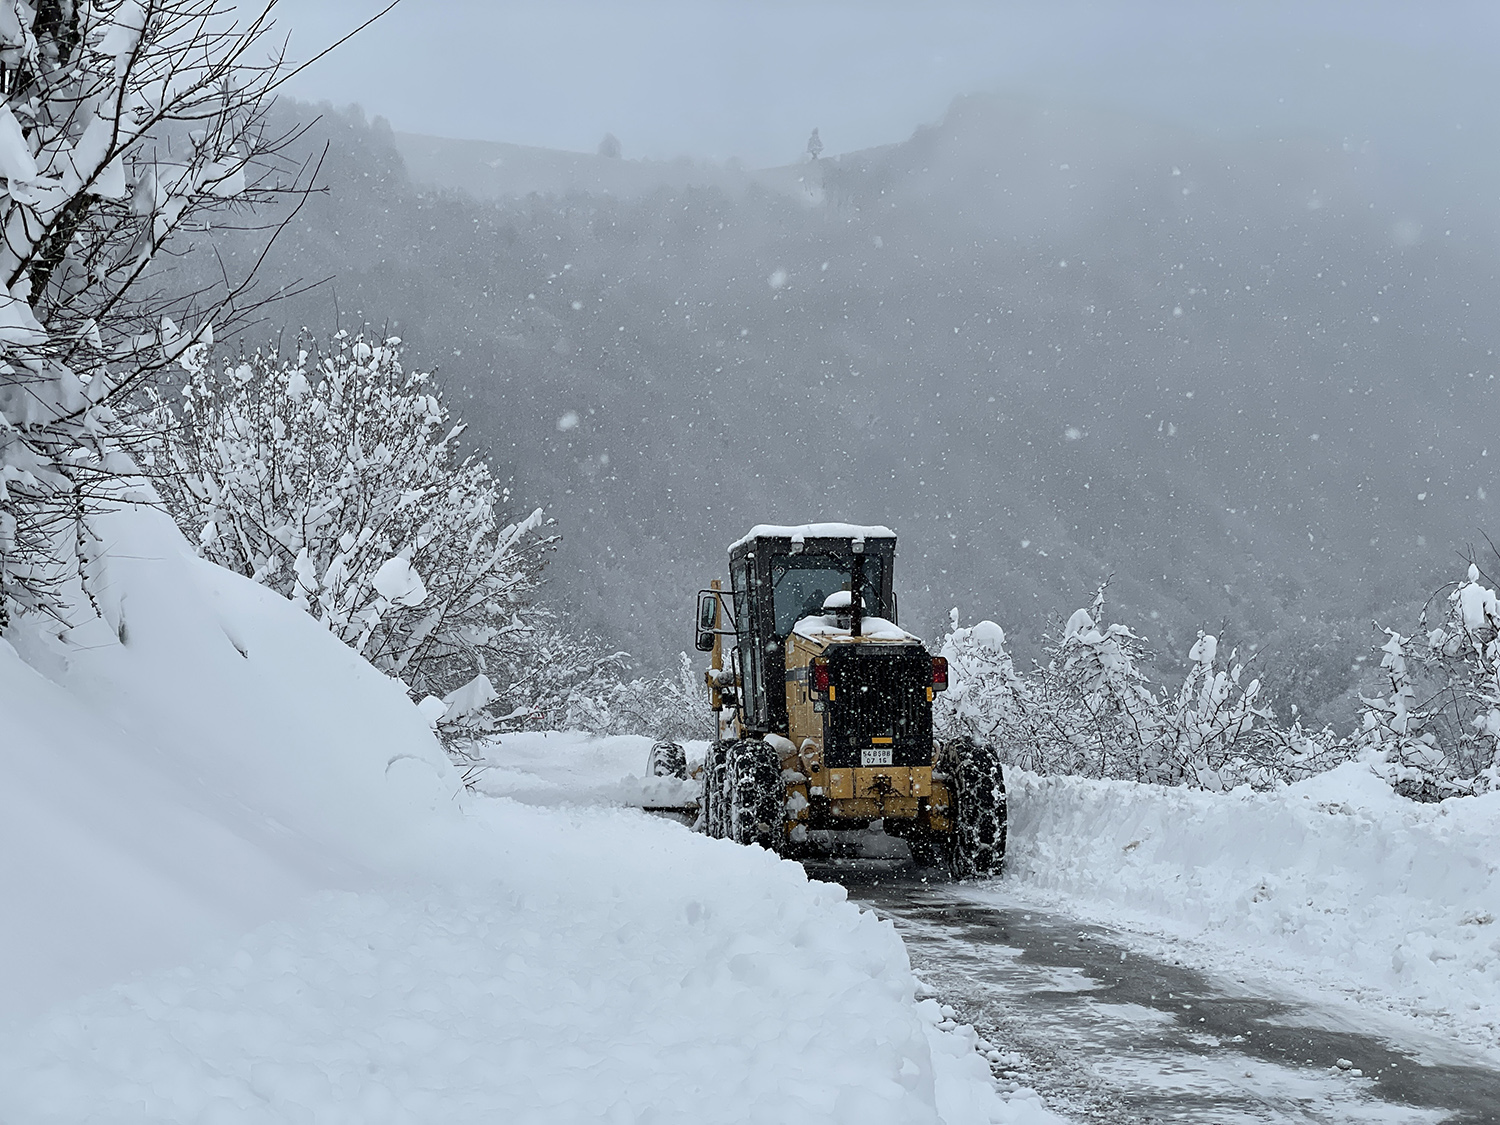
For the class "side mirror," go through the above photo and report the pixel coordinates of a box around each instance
[694,592,717,652]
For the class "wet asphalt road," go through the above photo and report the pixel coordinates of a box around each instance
[808,859,1500,1125]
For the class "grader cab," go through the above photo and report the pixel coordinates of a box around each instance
[680,523,1005,877]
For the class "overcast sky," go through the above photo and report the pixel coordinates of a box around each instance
[273,2,1499,170]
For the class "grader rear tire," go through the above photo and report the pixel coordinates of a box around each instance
[946,737,1007,879]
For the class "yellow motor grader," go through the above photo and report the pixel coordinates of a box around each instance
[671,523,1005,877]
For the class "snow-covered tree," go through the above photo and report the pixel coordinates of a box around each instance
[575,651,710,741]
[935,590,1159,780]
[1356,627,1449,800]
[933,609,1028,747]
[499,643,709,743]
[1046,589,1162,780]
[142,331,556,737]
[0,1,299,626]
[1388,561,1500,796]
[1158,632,1272,790]
[936,591,1353,789]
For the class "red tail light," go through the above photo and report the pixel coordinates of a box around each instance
[810,658,830,694]
[931,656,949,692]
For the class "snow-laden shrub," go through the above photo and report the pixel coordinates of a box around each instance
[936,589,1164,782]
[935,560,1500,800]
[936,588,1347,791]
[1432,564,1500,792]
[1360,563,1500,800]
[506,649,711,743]
[932,611,1027,747]
[1158,632,1273,789]
[142,333,556,739]
[1356,629,1449,801]
[1047,593,1164,781]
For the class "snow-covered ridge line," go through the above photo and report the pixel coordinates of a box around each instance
[1001,765,1500,1052]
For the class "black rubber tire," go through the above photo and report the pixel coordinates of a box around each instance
[647,740,688,779]
[727,739,785,851]
[701,740,731,837]
[945,737,1007,879]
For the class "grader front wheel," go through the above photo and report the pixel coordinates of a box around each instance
[700,740,730,837]
[646,740,688,779]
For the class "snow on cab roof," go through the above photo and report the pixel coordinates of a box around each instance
[730,523,896,551]
[791,613,918,643]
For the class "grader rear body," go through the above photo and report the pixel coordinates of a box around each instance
[669,523,1006,877]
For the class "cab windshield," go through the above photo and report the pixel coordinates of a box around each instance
[769,554,885,638]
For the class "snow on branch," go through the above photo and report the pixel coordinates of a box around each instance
[0,0,322,623]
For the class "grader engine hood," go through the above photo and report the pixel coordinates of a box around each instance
[812,643,935,770]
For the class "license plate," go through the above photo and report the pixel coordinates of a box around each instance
[861,747,893,766]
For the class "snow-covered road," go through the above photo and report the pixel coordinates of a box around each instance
[824,860,1500,1124]
[480,733,1500,1123]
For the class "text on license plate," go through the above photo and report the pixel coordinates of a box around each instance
[861,746,894,766]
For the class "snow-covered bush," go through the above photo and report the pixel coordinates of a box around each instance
[507,648,711,743]
[1360,562,1500,800]
[932,610,1027,747]
[1355,628,1448,801]
[1047,593,1164,780]
[0,2,294,625]
[1430,563,1500,792]
[938,556,1498,801]
[936,590,1162,781]
[937,589,1347,791]
[142,332,556,738]
[1157,632,1274,789]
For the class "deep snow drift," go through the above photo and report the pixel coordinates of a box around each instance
[2,800,1046,1123]
[0,506,1046,1123]
[0,505,458,1025]
[1000,767,1500,1056]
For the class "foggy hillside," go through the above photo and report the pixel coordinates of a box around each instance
[393,131,809,202]
[195,95,1498,725]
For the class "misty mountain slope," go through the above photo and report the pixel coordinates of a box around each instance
[393,130,811,202]
[196,97,1496,723]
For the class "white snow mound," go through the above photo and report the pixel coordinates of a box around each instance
[2,799,1052,1123]
[1,504,457,1023]
[1003,765,1500,1049]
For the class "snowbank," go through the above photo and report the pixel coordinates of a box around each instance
[472,730,702,809]
[1001,765,1500,1050]
[1,506,1038,1122]
[1,505,456,1024]
[2,799,1053,1123]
